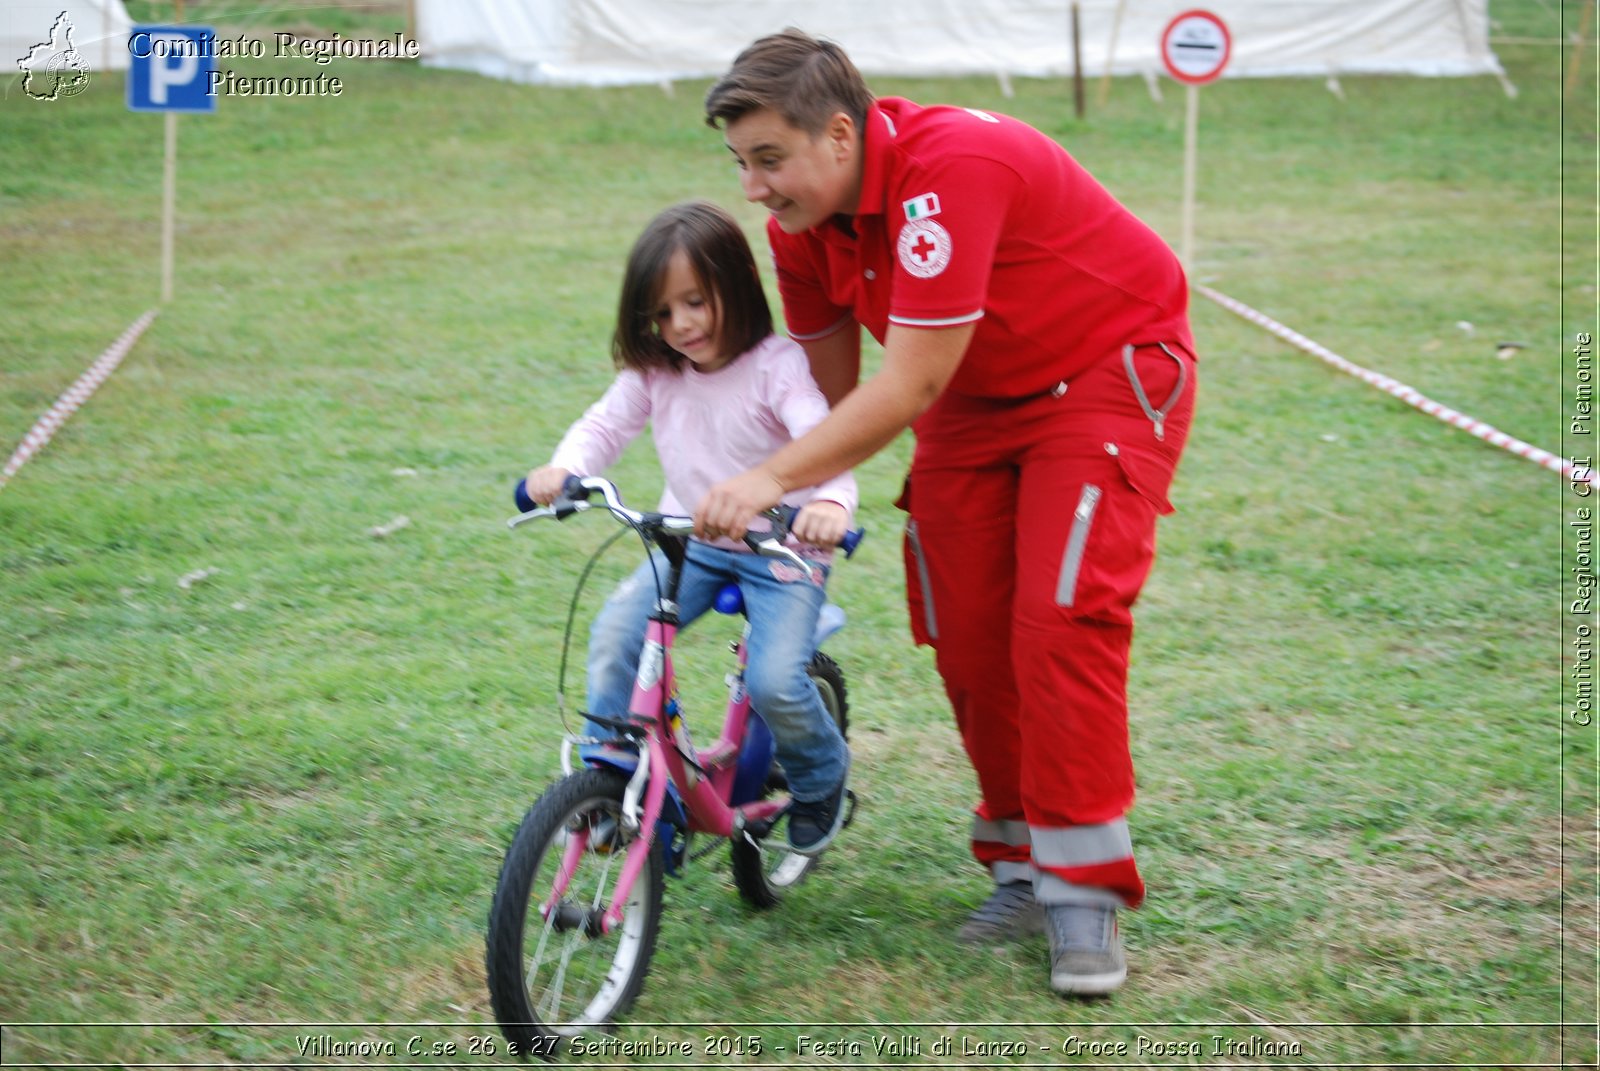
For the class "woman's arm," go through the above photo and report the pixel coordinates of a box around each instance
[799,322,863,408]
[695,322,975,539]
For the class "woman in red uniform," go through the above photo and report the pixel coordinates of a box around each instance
[694,28,1197,996]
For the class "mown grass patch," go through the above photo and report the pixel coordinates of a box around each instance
[1,0,1590,1065]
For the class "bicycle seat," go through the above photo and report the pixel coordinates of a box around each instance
[712,582,847,649]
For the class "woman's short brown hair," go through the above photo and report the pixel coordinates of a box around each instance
[704,28,874,136]
[612,201,773,373]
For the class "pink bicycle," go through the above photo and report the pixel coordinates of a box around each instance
[486,475,861,1058]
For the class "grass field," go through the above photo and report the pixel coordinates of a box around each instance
[1,0,1595,1066]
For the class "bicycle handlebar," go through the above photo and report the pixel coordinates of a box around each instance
[510,475,864,566]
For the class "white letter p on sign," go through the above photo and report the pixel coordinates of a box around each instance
[147,33,198,104]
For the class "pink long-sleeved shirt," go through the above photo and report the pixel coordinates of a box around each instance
[549,335,858,540]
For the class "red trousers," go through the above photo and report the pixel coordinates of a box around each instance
[900,342,1196,909]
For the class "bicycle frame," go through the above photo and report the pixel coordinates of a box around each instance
[517,476,823,937]
[573,615,792,934]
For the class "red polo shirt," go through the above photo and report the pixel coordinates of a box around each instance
[770,97,1193,400]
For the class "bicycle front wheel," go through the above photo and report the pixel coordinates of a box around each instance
[485,767,663,1060]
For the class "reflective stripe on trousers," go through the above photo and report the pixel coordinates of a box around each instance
[972,814,1140,908]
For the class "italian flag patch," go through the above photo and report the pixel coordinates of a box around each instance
[903,192,942,220]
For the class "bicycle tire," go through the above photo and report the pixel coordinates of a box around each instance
[486,767,663,1060]
[730,651,850,908]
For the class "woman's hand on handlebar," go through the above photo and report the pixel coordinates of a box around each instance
[694,467,785,542]
[792,501,848,547]
[523,465,573,507]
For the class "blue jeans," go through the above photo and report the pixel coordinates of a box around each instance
[585,540,848,802]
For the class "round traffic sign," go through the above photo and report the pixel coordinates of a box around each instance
[1160,10,1232,85]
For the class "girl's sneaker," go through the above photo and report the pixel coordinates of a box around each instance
[787,763,850,856]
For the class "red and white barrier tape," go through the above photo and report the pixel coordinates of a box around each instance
[1,309,159,492]
[1196,285,1596,489]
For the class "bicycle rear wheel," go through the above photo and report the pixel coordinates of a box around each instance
[730,651,850,908]
[486,767,663,1060]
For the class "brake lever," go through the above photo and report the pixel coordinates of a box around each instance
[743,508,816,580]
[752,504,865,560]
[508,499,591,528]
[508,476,593,528]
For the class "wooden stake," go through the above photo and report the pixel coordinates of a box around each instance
[1180,83,1199,271]
[161,112,178,303]
[1567,0,1595,101]
[1098,0,1130,108]
[1071,2,1085,119]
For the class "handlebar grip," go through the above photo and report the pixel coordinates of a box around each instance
[773,505,866,559]
[513,475,591,519]
[513,478,537,514]
[839,526,866,558]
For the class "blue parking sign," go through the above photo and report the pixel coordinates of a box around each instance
[127,25,216,112]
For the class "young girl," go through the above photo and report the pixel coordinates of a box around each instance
[523,200,856,855]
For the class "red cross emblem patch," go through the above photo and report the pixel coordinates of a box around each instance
[897,219,952,279]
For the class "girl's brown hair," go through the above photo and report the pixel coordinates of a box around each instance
[612,201,773,373]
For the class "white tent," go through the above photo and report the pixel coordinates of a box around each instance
[6,0,131,80]
[415,0,1503,88]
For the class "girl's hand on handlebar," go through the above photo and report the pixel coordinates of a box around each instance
[792,500,848,547]
[524,465,573,507]
[695,468,784,541]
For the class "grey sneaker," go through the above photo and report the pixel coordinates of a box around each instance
[956,881,1045,944]
[1046,903,1127,996]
